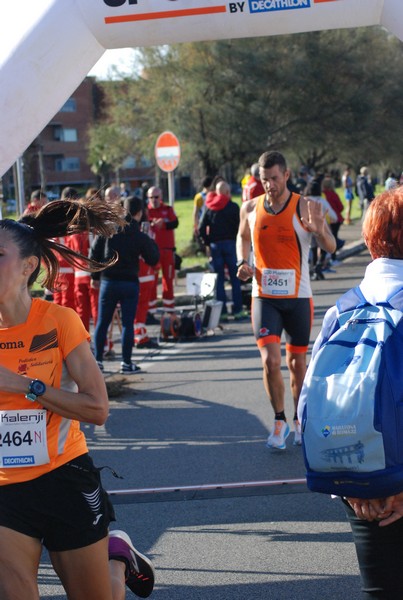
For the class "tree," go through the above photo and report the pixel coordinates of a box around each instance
[88,27,403,183]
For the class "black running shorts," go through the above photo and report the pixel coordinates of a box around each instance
[0,453,116,551]
[252,296,313,351]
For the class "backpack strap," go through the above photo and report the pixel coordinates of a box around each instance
[385,288,403,312]
[336,286,403,314]
[336,287,369,314]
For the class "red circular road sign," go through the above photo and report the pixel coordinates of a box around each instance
[155,131,181,172]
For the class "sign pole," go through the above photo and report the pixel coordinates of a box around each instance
[168,171,175,207]
[16,156,25,217]
[155,131,181,207]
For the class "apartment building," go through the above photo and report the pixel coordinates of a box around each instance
[2,77,154,202]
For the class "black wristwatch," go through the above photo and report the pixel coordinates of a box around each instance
[25,379,46,402]
[236,258,246,268]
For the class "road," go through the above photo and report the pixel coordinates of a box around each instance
[39,243,370,599]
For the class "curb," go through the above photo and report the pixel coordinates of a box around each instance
[337,240,367,261]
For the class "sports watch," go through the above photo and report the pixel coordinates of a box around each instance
[236,258,246,268]
[25,379,46,402]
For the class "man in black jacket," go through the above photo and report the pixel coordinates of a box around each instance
[198,180,244,321]
[91,196,159,373]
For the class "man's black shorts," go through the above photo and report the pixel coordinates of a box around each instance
[252,296,313,351]
[0,453,116,551]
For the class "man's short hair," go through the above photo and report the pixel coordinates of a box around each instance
[258,151,287,172]
[124,195,143,217]
[30,190,47,201]
[202,176,213,189]
[250,163,260,178]
[61,186,79,200]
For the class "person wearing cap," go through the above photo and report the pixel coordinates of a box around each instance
[242,163,265,202]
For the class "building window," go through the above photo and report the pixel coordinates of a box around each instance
[60,98,77,112]
[55,157,80,172]
[122,156,136,169]
[54,127,78,142]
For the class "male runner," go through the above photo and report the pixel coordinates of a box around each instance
[236,151,336,449]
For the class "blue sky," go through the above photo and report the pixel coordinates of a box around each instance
[87,48,136,79]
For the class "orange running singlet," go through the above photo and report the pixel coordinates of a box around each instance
[0,299,90,485]
[252,193,312,299]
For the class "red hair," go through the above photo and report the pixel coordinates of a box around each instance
[362,188,403,259]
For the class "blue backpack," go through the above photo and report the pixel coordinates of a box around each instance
[300,286,403,498]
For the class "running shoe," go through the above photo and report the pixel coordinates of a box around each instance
[120,362,142,374]
[96,361,104,372]
[108,530,155,598]
[293,419,302,446]
[266,420,290,450]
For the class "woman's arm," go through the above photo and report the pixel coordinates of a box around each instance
[0,341,109,425]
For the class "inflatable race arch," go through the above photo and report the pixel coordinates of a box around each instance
[0,0,402,177]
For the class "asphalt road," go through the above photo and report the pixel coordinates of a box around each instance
[39,242,370,599]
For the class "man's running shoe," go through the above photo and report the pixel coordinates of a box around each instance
[293,419,302,446]
[108,530,155,598]
[266,420,290,450]
[120,362,142,374]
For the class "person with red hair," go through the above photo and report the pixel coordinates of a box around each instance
[303,187,403,599]
[361,187,403,260]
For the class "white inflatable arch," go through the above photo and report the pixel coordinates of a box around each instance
[0,0,402,176]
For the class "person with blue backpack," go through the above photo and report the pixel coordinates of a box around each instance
[299,186,403,599]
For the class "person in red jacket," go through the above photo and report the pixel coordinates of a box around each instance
[147,186,179,316]
[22,190,48,215]
[69,230,99,330]
[68,189,104,330]
[53,187,80,310]
[198,180,244,320]
[242,163,265,202]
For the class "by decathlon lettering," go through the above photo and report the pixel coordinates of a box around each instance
[300,286,403,499]
[229,2,245,12]
[249,0,310,13]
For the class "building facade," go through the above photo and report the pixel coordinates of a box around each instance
[2,77,154,204]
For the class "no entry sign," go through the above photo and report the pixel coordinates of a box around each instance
[155,131,181,172]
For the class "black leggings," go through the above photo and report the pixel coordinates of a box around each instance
[343,499,403,599]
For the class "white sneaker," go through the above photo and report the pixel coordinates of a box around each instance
[266,420,290,450]
[293,419,302,446]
